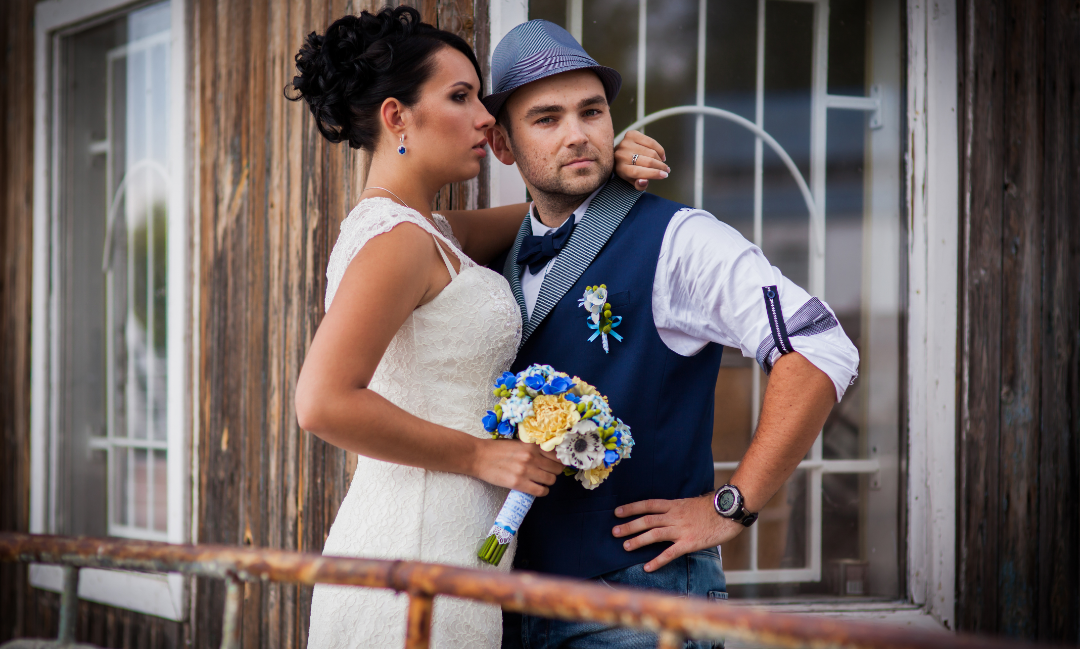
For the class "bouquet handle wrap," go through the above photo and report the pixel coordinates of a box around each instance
[477,489,535,566]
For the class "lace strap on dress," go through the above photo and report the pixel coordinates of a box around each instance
[432,236,458,279]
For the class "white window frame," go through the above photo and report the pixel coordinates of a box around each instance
[903,0,958,630]
[30,0,190,621]
[493,0,958,612]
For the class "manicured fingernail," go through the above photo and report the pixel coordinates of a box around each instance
[623,541,630,550]
[659,171,669,179]
[615,507,623,515]
[662,155,667,162]
[613,526,621,535]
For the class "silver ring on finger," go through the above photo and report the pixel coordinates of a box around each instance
[631,153,639,165]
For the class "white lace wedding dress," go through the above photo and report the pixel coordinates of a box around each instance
[307,198,522,648]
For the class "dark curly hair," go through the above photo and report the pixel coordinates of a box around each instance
[284,6,483,151]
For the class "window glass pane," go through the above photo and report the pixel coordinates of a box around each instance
[827,0,868,95]
[529,0,568,26]
[154,450,169,531]
[56,0,171,540]
[582,0,640,136]
[758,469,807,570]
[57,16,118,538]
[114,447,129,526]
[703,0,758,239]
[134,448,149,528]
[761,0,813,289]
[533,0,903,595]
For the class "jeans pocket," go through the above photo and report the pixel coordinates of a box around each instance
[707,590,729,601]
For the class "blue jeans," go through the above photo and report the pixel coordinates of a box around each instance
[502,547,727,649]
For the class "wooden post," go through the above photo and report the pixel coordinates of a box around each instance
[404,592,434,649]
[220,578,243,649]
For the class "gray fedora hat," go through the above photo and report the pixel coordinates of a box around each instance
[483,20,622,120]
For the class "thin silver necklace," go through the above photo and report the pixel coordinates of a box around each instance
[366,186,412,211]
[365,186,441,231]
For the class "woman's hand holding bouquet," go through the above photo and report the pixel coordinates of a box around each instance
[477,364,634,566]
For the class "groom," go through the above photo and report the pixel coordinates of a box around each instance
[485,20,860,649]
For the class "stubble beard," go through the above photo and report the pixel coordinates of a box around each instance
[512,142,615,224]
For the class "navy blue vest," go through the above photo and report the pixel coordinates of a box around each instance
[502,179,723,579]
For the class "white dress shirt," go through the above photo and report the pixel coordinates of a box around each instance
[519,189,860,401]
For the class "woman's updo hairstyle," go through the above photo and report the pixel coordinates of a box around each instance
[285,6,483,151]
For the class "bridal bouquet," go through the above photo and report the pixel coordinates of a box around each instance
[477,364,634,566]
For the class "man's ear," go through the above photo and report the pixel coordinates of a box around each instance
[487,125,516,166]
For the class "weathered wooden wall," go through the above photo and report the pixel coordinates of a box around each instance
[191,0,486,647]
[1,0,486,647]
[957,0,1080,642]
[0,0,37,642]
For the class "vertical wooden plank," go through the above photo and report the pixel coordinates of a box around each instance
[1039,0,1080,642]
[472,0,491,210]
[194,0,239,642]
[187,0,483,645]
[0,0,34,642]
[958,0,1005,635]
[242,0,269,644]
[997,0,1044,638]
[442,0,482,213]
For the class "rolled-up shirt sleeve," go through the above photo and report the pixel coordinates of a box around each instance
[652,208,860,402]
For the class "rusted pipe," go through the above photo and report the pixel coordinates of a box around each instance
[0,533,1054,649]
[656,629,686,649]
[220,577,243,649]
[405,592,434,649]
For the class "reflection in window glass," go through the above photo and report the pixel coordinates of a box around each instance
[530,0,903,596]
[57,1,171,542]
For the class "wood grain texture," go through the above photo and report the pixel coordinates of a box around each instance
[1037,0,1080,641]
[997,0,1043,637]
[191,0,487,646]
[0,0,35,642]
[0,0,491,645]
[958,0,1005,634]
[958,0,1080,641]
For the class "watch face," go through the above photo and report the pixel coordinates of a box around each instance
[717,490,736,513]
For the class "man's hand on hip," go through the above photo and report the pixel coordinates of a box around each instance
[612,352,837,574]
[612,494,744,573]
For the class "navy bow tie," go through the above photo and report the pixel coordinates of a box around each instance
[516,216,576,275]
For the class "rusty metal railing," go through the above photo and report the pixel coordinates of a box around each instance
[0,532,1048,649]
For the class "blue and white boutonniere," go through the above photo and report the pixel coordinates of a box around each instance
[578,284,623,353]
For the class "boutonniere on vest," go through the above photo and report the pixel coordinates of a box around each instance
[579,285,623,353]
[478,364,635,566]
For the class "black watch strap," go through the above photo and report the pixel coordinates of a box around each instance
[730,507,759,527]
[713,484,759,528]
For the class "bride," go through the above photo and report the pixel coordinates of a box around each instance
[287,6,666,648]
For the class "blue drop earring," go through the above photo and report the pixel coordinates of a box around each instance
[397,134,406,155]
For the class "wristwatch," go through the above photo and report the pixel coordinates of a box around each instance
[713,484,758,527]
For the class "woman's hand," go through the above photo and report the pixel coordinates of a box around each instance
[614,130,669,191]
[471,439,564,497]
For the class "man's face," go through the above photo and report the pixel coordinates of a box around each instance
[496,70,615,199]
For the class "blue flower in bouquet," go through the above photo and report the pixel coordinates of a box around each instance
[482,410,499,433]
[563,392,581,404]
[604,450,619,467]
[497,419,515,437]
[542,375,575,395]
[524,374,546,392]
[495,372,517,391]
